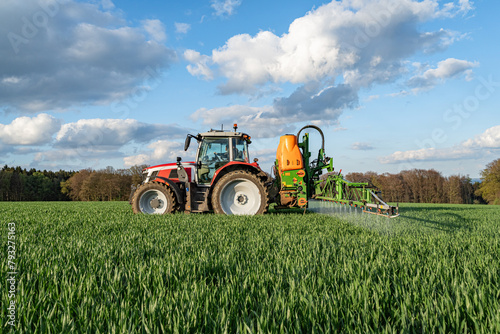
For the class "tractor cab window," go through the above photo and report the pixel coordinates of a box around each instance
[197,137,230,184]
[231,138,249,162]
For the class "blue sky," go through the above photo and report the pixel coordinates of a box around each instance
[0,0,499,178]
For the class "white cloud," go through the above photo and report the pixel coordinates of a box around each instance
[0,0,175,112]
[380,125,500,164]
[184,50,214,80]
[186,0,476,134]
[188,0,474,95]
[0,113,61,145]
[211,0,242,17]
[463,125,500,148]
[437,0,474,17]
[2,76,22,84]
[142,19,167,43]
[55,118,187,149]
[124,140,192,167]
[406,58,478,92]
[0,115,190,168]
[29,119,188,168]
[175,22,191,34]
[211,31,282,94]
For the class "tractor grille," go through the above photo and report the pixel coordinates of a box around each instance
[169,169,178,179]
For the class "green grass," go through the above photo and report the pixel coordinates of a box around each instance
[1,202,500,333]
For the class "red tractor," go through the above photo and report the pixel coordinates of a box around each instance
[130,125,269,215]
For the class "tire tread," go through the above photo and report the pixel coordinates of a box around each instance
[211,170,269,215]
[131,181,177,214]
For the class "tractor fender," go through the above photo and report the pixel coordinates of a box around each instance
[210,161,267,187]
[150,176,184,205]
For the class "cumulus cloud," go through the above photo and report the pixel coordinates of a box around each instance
[186,0,477,134]
[211,0,242,17]
[0,0,175,112]
[406,58,478,92]
[380,125,500,164]
[0,113,61,145]
[27,118,189,168]
[187,0,474,94]
[184,50,214,80]
[124,140,192,167]
[0,114,191,168]
[463,125,500,148]
[55,118,187,149]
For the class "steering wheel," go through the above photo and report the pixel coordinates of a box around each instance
[213,152,222,161]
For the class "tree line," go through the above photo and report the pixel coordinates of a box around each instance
[0,165,145,202]
[60,166,145,201]
[345,169,485,204]
[326,158,499,205]
[0,165,74,201]
[1,158,499,204]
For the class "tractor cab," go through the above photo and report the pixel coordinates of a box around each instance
[185,125,252,185]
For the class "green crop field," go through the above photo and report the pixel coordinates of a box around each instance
[1,202,500,333]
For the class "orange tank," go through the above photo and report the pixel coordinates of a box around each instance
[276,135,304,172]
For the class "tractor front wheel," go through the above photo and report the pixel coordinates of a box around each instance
[212,170,268,215]
[132,182,176,214]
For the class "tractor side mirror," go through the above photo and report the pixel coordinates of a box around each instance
[184,135,191,151]
[185,134,202,151]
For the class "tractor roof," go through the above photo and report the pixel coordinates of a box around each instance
[199,129,250,139]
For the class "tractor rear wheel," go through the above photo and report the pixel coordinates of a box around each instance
[212,170,268,215]
[132,182,176,214]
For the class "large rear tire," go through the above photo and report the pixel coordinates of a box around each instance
[212,170,268,215]
[132,182,176,214]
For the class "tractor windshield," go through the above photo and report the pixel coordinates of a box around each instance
[197,137,230,184]
[196,136,250,184]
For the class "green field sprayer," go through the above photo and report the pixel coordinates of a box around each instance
[130,124,398,217]
[271,125,398,218]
